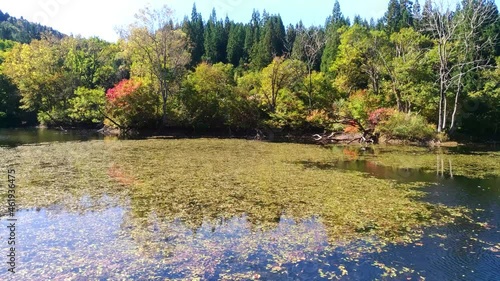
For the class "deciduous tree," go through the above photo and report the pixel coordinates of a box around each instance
[121,5,190,126]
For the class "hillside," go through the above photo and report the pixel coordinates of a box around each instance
[0,10,64,43]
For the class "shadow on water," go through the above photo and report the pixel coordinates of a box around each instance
[366,173,500,280]
[298,159,438,183]
[295,147,500,280]
[365,172,499,281]
[0,128,106,147]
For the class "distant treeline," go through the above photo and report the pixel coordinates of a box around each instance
[0,10,64,43]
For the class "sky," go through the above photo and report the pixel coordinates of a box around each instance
[0,0,498,42]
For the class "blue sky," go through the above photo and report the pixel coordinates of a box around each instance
[0,0,498,42]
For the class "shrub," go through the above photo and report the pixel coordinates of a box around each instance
[376,111,436,141]
[68,87,106,124]
[105,79,159,129]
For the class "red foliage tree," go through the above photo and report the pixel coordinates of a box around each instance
[368,108,395,127]
[106,79,142,106]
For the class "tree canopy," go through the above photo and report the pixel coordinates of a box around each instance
[0,1,499,141]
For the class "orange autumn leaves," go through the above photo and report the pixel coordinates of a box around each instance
[106,79,142,107]
[105,78,159,128]
[107,164,138,187]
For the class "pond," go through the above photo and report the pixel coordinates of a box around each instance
[0,133,498,280]
[0,128,105,147]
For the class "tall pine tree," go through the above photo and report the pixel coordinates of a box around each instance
[252,14,286,69]
[227,22,246,66]
[182,4,204,68]
[321,0,348,72]
[385,0,403,33]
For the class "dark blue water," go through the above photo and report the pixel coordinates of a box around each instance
[296,155,500,281]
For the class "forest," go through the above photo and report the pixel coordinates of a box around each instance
[0,0,499,142]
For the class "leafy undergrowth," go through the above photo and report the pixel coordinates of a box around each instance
[0,139,480,279]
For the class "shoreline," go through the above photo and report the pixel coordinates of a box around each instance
[2,126,499,149]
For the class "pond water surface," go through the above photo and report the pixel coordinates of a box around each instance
[0,130,498,280]
[0,128,104,147]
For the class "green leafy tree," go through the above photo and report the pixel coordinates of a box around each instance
[256,57,307,128]
[0,73,24,127]
[331,25,376,94]
[123,5,190,126]
[0,39,27,126]
[63,37,124,90]
[381,27,435,113]
[3,36,69,124]
[68,87,106,124]
[181,62,235,128]
[303,71,338,111]
[461,57,500,138]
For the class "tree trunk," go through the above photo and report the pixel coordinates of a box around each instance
[162,99,168,125]
[450,73,463,132]
[393,84,403,112]
[443,91,447,130]
[438,85,444,133]
[308,68,313,110]
[161,85,168,126]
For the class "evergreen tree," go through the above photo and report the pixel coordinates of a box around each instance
[385,0,403,33]
[421,0,434,33]
[203,9,218,63]
[413,0,423,30]
[203,9,229,64]
[215,17,229,63]
[353,15,364,26]
[400,0,414,28]
[331,0,345,25]
[320,0,348,72]
[291,22,306,61]
[0,9,64,43]
[243,10,261,66]
[252,14,286,69]
[227,23,246,66]
[285,24,297,55]
[183,4,204,68]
